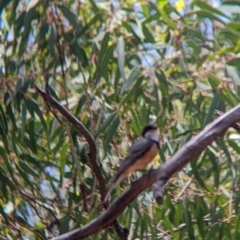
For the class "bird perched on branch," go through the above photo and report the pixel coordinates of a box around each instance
[104,123,160,202]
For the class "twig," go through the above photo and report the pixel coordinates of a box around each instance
[50,3,69,108]
[158,217,211,238]
[7,216,46,240]
[175,177,193,201]
[19,190,60,226]
[36,86,105,197]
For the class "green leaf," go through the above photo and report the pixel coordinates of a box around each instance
[21,101,27,139]
[29,119,37,153]
[225,65,240,93]
[97,42,114,80]
[16,165,35,189]
[0,0,11,11]
[35,18,49,44]
[208,149,220,187]
[0,166,16,190]
[18,8,38,56]
[227,57,240,67]
[20,154,44,172]
[142,24,155,42]
[0,139,11,169]
[95,112,116,138]
[78,14,102,38]
[144,43,168,50]
[129,109,142,135]
[228,140,240,154]
[158,0,168,8]
[0,170,9,201]
[194,10,226,24]
[208,74,220,88]
[185,39,200,56]
[49,23,57,55]
[221,88,238,106]
[191,158,206,188]
[184,208,195,239]
[64,31,89,66]
[19,161,39,177]
[95,33,115,85]
[27,99,47,132]
[117,36,126,81]
[159,7,177,30]
[121,67,140,94]
[104,115,120,149]
[0,204,9,224]
[5,79,23,105]
[75,95,86,116]
[0,105,8,134]
[222,0,240,5]
[216,137,232,167]
[203,91,220,126]
[4,92,16,128]
[193,1,230,20]
[58,5,79,31]
[196,206,205,238]
[219,28,240,43]
[163,215,175,237]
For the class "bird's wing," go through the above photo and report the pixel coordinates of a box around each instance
[112,137,154,183]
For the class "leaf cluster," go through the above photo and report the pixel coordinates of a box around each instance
[1,0,240,239]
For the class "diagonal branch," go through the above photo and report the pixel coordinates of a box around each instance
[51,104,240,240]
[36,86,106,195]
[214,109,240,133]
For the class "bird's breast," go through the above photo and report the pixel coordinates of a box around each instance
[125,142,159,174]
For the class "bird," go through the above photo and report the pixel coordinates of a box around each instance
[104,123,160,202]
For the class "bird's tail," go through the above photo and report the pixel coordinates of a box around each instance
[103,174,124,203]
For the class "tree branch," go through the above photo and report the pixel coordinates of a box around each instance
[36,86,106,196]
[36,86,127,239]
[214,109,240,133]
[51,104,240,239]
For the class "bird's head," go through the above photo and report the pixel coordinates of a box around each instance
[141,123,159,142]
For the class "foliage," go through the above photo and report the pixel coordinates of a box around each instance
[1,0,240,239]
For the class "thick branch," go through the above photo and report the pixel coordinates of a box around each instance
[214,109,240,133]
[160,106,240,178]
[52,104,240,239]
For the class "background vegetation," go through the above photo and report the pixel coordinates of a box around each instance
[1,0,240,239]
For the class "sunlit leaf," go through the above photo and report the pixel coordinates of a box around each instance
[95,32,115,85]
[176,0,185,12]
[117,36,126,81]
[27,0,39,12]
